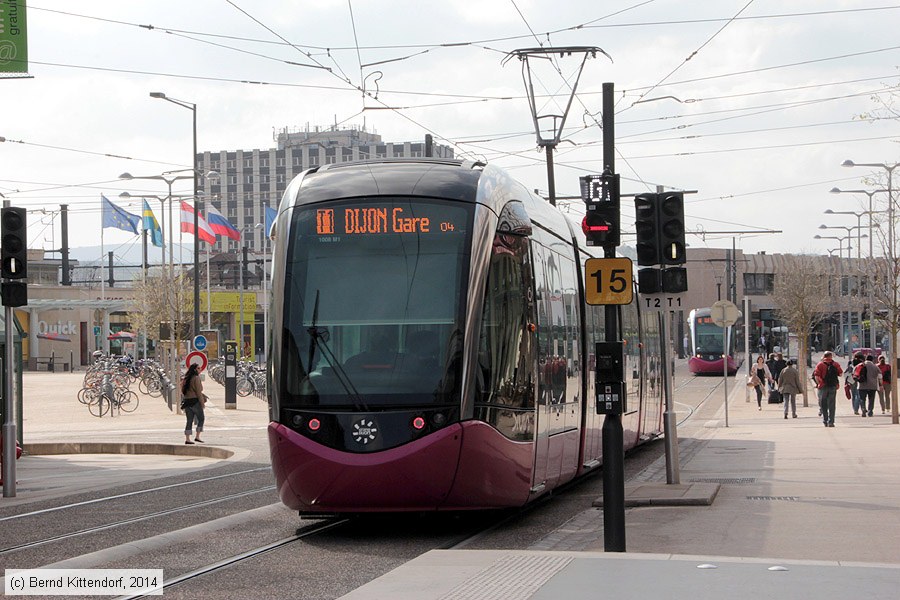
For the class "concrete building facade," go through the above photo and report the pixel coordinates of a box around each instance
[197,125,454,254]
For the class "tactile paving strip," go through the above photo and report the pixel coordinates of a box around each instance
[438,553,573,600]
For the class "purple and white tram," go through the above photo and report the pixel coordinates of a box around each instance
[687,307,744,375]
[267,159,664,513]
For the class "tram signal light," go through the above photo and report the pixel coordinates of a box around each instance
[634,193,659,266]
[580,172,620,247]
[661,267,688,293]
[582,210,618,247]
[658,192,686,265]
[633,192,687,266]
[1,207,28,280]
[637,268,662,294]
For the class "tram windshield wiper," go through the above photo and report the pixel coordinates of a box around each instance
[306,290,368,411]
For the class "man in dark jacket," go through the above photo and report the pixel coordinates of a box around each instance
[769,352,788,383]
[814,351,844,427]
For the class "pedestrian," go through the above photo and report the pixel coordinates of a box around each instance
[877,354,892,414]
[813,350,843,427]
[750,354,774,410]
[683,333,689,359]
[769,352,788,384]
[777,359,802,419]
[846,352,865,415]
[854,354,882,418]
[181,363,206,444]
[758,334,767,355]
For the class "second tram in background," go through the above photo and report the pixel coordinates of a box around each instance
[687,307,744,375]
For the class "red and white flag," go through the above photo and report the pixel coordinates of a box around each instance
[180,201,216,244]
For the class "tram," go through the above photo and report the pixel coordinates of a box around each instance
[267,158,665,514]
[687,307,744,375]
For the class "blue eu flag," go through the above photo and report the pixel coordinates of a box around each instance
[101,195,140,234]
[265,206,277,237]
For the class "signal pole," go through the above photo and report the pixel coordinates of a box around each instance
[600,81,626,552]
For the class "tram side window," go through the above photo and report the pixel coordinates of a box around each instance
[477,232,535,413]
[620,298,641,411]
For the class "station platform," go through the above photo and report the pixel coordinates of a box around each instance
[341,370,900,599]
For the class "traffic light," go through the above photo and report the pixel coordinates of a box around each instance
[582,208,619,247]
[658,192,686,265]
[634,193,659,266]
[637,268,662,294]
[580,172,620,247]
[1,207,27,279]
[1,281,26,307]
[661,267,688,293]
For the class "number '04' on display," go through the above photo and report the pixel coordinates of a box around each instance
[585,257,633,306]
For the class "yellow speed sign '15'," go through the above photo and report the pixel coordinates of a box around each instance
[585,257,633,305]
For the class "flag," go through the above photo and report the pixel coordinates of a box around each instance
[207,205,241,241]
[265,206,277,237]
[142,200,164,247]
[180,201,216,244]
[101,195,140,234]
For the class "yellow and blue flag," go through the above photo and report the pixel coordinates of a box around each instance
[101,194,140,234]
[142,200,164,247]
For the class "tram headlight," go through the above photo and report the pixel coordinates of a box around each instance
[292,415,303,427]
[412,416,426,430]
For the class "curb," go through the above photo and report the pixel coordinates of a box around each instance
[21,442,233,460]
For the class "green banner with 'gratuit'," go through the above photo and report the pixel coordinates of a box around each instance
[0,0,27,75]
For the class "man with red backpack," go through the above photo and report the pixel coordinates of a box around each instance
[854,354,882,418]
[814,351,843,427]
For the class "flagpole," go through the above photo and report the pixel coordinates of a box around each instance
[100,198,105,357]
[100,198,105,302]
[206,252,211,329]
[142,228,148,361]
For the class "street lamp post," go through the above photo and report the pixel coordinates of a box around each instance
[842,160,900,425]
[820,223,868,349]
[120,171,194,405]
[150,92,202,342]
[815,233,854,354]
[825,206,873,346]
[831,187,890,349]
[255,223,269,363]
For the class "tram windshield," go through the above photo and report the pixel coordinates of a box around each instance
[280,198,473,408]
[694,316,727,355]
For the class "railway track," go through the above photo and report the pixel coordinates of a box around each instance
[116,517,350,600]
[0,467,271,524]
[0,486,275,555]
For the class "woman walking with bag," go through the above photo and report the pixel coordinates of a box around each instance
[181,363,206,444]
[749,355,774,410]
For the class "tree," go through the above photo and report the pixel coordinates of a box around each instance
[128,268,194,349]
[772,255,830,406]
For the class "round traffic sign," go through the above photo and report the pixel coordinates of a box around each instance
[193,335,208,351]
[711,300,740,327]
[186,350,209,373]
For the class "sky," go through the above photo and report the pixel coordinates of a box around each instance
[1,0,899,264]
